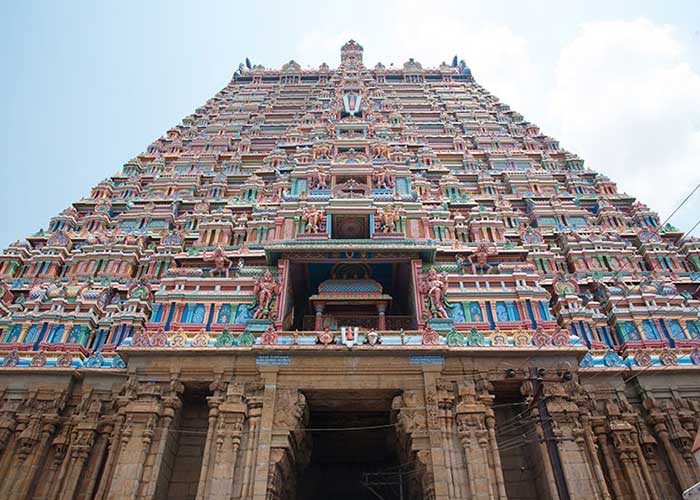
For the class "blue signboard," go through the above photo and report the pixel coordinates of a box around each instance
[409,355,445,365]
[256,355,292,366]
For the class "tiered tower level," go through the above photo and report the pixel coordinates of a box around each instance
[0,41,698,500]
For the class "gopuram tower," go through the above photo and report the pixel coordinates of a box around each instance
[0,40,699,500]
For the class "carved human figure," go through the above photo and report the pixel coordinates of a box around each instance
[204,246,233,278]
[420,268,450,319]
[467,242,497,274]
[371,142,390,159]
[302,205,325,233]
[372,165,395,189]
[252,270,280,319]
[379,205,400,233]
[455,254,466,274]
[312,143,331,160]
[308,167,329,190]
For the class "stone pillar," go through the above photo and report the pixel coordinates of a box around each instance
[0,389,18,478]
[642,392,700,491]
[313,303,324,331]
[110,414,155,498]
[103,378,183,499]
[0,415,51,498]
[265,387,309,500]
[422,370,450,500]
[592,420,625,499]
[609,418,655,500]
[377,303,386,330]
[436,380,463,500]
[14,416,58,498]
[674,400,700,483]
[392,389,433,500]
[0,388,67,499]
[94,410,126,499]
[195,380,223,500]
[239,386,263,500]
[136,379,183,499]
[454,378,503,499]
[575,404,612,500]
[57,424,97,500]
[521,377,605,500]
[581,382,664,499]
[82,424,113,499]
[252,369,278,500]
[485,406,507,499]
[634,421,663,500]
[644,395,700,491]
[198,381,248,499]
[34,428,71,499]
[55,395,106,500]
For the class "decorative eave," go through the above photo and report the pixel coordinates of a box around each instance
[263,239,437,265]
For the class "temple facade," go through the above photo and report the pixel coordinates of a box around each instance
[0,40,699,499]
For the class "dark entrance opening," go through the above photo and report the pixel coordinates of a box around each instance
[299,390,405,500]
[494,393,543,500]
[160,386,209,500]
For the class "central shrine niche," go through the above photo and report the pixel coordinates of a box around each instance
[288,261,415,331]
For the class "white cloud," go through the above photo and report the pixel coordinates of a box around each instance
[392,1,539,109]
[295,14,700,235]
[297,30,369,68]
[547,19,700,232]
[295,1,541,115]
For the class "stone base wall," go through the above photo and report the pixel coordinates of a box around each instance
[0,352,698,500]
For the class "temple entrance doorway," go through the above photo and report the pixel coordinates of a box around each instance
[494,393,544,499]
[298,389,407,500]
[288,261,416,332]
[161,385,209,500]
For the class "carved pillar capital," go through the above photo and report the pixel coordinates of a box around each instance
[452,377,506,499]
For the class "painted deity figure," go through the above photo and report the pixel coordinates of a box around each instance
[455,254,466,274]
[308,167,329,190]
[204,246,233,278]
[372,165,395,189]
[379,205,400,233]
[252,270,281,319]
[467,242,497,274]
[302,205,325,233]
[420,268,450,319]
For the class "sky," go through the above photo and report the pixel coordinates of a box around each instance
[1,0,699,247]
